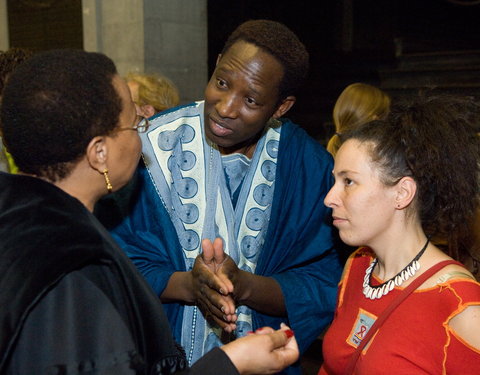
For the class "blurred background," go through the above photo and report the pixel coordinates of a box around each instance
[1,0,480,146]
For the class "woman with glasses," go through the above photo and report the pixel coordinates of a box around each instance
[94,71,175,229]
[0,49,298,374]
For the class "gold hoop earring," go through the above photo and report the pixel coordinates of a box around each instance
[103,169,113,193]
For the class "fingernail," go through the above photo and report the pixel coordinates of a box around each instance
[284,329,295,339]
[247,331,254,335]
[219,288,225,295]
[256,327,264,332]
[221,306,225,313]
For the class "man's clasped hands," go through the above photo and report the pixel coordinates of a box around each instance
[192,238,243,333]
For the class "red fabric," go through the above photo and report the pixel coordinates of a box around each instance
[319,248,480,375]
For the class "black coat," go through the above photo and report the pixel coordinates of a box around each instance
[0,172,237,375]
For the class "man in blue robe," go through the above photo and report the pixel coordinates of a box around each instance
[106,19,343,374]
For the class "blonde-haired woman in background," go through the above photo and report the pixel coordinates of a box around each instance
[126,71,180,117]
[327,82,391,156]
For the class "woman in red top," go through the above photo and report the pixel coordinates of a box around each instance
[320,93,480,374]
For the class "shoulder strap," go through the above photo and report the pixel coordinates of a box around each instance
[344,259,462,375]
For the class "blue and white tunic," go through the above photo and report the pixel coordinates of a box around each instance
[110,101,342,375]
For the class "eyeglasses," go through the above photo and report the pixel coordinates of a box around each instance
[118,116,150,133]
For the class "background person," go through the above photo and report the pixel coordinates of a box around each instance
[326,82,390,156]
[0,48,299,375]
[320,93,480,374]
[0,47,33,173]
[107,19,343,374]
[125,71,180,117]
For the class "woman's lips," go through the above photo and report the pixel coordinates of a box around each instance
[332,216,347,226]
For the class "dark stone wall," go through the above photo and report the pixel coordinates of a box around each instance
[7,0,480,145]
[7,0,83,52]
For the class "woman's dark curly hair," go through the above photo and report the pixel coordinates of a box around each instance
[0,49,121,182]
[221,19,309,100]
[340,93,480,259]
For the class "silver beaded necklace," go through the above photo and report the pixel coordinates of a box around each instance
[363,238,430,300]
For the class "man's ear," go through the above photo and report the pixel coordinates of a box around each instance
[86,136,108,172]
[272,96,296,119]
[395,176,417,209]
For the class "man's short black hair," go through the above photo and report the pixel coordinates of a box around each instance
[221,19,309,99]
[0,49,121,181]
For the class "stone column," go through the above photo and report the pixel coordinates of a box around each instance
[82,0,207,104]
[143,0,208,103]
[0,0,9,51]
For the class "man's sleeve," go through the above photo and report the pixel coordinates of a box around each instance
[253,126,344,356]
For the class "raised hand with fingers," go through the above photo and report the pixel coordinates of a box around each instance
[192,238,237,332]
